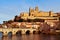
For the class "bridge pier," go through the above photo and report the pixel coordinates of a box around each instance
[22,30,26,34]
[3,32,8,36]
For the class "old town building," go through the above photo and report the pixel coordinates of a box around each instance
[2,6,60,28]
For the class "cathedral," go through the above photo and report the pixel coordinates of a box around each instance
[14,6,60,23]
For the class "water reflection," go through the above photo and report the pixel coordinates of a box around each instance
[8,32,12,37]
[0,34,60,40]
[0,32,3,38]
[0,37,2,40]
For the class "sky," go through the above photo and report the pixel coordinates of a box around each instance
[0,0,60,24]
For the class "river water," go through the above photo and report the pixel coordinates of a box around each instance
[0,34,60,40]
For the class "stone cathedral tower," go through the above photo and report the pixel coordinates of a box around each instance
[29,6,39,16]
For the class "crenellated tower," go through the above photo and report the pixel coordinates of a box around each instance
[29,7,34,16]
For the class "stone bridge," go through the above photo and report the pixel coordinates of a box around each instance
[0,28,37,36]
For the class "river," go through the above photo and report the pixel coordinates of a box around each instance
[0,34,60,40]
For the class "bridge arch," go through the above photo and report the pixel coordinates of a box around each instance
[33,31,36,34]
[16,30,22,35]
[8,32,12,36]
[26,30,30,34]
